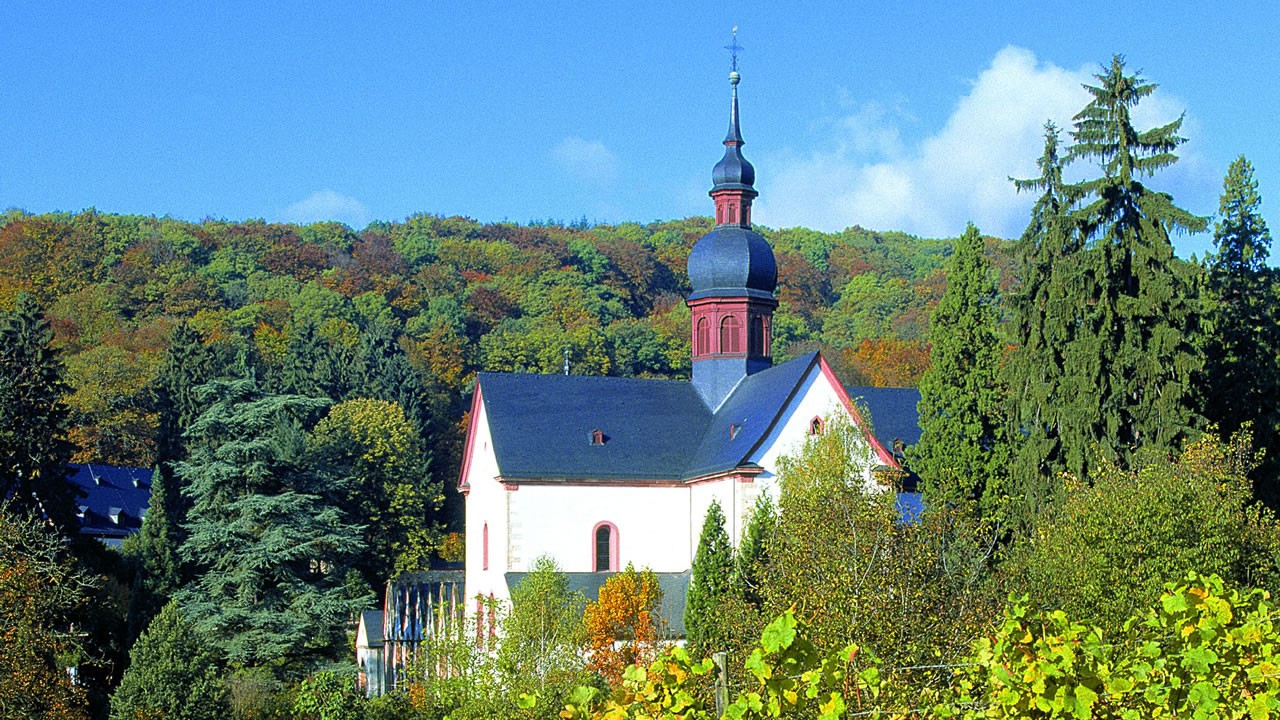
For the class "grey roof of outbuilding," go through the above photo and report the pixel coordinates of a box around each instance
[67,464,152,545]
[478,352,824,483]
[506,570,690,636]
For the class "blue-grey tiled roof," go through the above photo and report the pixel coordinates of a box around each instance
[479,373,711,480]
[67,464,152,545]
[479,353,822,482]
[682,352,819,479]
[846,387,922,453]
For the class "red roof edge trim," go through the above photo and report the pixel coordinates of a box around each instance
[457,383,486,492]
[815,352,899,468]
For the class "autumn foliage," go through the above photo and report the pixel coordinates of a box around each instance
[582,564,664,686]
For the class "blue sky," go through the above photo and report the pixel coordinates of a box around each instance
[2,2,1276,257]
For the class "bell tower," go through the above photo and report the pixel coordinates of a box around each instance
[686,54,778,409]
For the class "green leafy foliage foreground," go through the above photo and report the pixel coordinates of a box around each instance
[548,573,1280,719]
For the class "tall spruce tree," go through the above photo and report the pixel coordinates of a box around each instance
[1062,55,1207,471]
[176,376,370,671]
[1202,156,1279,501]
[683,499,734,656]
[912,224,1010,523]
[0,293,77,531]
[1006,125,1085,522]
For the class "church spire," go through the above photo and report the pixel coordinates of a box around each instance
[711,39,757,228]
[686,32,778,408]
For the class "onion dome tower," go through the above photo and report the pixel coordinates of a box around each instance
[687,64,778,408]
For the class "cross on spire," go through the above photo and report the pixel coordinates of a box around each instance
[724,26,743,72]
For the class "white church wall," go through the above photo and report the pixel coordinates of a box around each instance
[508,483,693,585]
[463,398,508,605]
[747,362,877,508]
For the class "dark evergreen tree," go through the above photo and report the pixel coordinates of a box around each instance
[176,376,370,671]
[109,601,229,720]
[912,224,1010,523]
[734,493,775,608]
[683,499,734,655]
[153,323,216,467]
[0,293,77,531]
[1202,156,1279,501]
[350,321,431,435]
[1061,55,1207,472]
[1006,125,1084,522]
[133,465,182,603]
[276,322,347,399]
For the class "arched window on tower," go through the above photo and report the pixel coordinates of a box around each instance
[749,315,765,355]
[593,522,618,572]
[696,317,710,355]
[720,315,742,354]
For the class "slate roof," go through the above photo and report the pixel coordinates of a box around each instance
[507,570,691,636]
[67,464,152,546]
[846,387,922,453]
[479,352,825,483]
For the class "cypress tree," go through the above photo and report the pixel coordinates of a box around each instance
[734,493,775,608]
[683,499,734,655]
[1202,156,1279,501]
[912,223,1009,523]
[109,601,229,720]
[176,376,370,670]
[1062,55,1207,471]
[0,293,77,531]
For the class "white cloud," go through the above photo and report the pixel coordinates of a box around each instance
[280,189,371,229]
[756,47,1108,238]
[551,137,619,184]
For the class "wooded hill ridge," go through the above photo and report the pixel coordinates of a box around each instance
[0,209,983,472]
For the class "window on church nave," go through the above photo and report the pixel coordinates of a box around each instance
[593,522,618,572]
[720,315,742,353]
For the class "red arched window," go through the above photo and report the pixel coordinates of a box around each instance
[696,317,710,355]
[482,523,489,570]
[809,416,825,436]
[593,522,619,572]
[748,315,765,355]
[720,315,742,354]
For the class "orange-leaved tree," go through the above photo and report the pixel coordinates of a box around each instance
[582,563,663,686]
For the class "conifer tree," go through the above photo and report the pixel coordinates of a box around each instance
[109,601,229,720]
[1006,125,1084,521]
[176,376,370,670]
[153,323,216,467]
[912,224,1009,522]
[1062,55,1207,471]
[734,493,775,608]
[0,293,77,531]
[1202,156,1279,500]
[683,499,734,655]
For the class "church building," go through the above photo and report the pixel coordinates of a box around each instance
[460,68,910,618]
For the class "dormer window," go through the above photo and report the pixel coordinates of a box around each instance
[108,507,122,524]
[729,423,742,440]
[809,417,825,436]
[77,505,88,521]
[590,429,605,446]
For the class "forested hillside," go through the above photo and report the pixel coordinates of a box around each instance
[0,209,972,480]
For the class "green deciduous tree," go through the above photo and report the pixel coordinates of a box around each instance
[497,556,589,704]
[912,224,1010,523]
[176,376,371,671]
[1010,430,1280,630]
[309,398,443,585]
[1202,156,1280,504]
[109,601,229,720]
[0,503,92,720]
[683,500,734,656]
[0,294,77,532]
